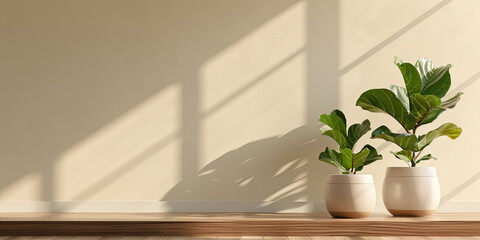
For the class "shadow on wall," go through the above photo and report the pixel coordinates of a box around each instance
[163,124,336,212]
[3,0,476,209]
[0,0,342,208]
[0,0,305,202]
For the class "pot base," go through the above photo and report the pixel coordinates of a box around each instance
[328,211,372,218]
[387,209,436,217]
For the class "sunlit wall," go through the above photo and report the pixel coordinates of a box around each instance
[0,0,478,211]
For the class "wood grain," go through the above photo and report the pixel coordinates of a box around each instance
[0,213,478,236]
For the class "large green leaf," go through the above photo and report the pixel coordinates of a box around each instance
[421,65,452,98]
[409,93,441,121]
[395,57,422,96]
[346,119,371,149]
[319,147,346,171]
[319,110,347,136]
[371,125,418,151]
[417,123,462,150]
[341,148,370,170]
[388,85,410,112]
[356,89,415,130]
[441,92,463,108]
[415,58,434,87]
[356,144,383,171]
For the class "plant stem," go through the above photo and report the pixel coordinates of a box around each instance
[395,119,410,133]
[414,149,423,161]
[409,110,431,166]
[411,151,416,167]
[351,154,355,174]
[414,108,432,134]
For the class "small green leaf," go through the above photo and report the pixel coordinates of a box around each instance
[388,85,410,112]
[417,107,446,127]
[321,129,347,148]
[340,148,353,170]
[415,58,435,87]
[346,119,371,149]
[361,144,383,166]
[441,92,463,109]
[319,147,346,171]
[331,109,347,126]
[372,126,418,151]
[356,89,415,130]
[319,110,347,136]
[417,92,463,127]
[417,123,462,150]
[416,154,437,164]
[354,145,383,172]
[353,148,371,168]
[391,150,413,162]
[409,93,441,121]
[394,56,404,65]
[341,148,370,170]
[421,64,452,98]
[395,57,422,96]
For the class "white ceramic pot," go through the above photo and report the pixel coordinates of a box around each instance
[325,174,376,218]
[383,167,440,217]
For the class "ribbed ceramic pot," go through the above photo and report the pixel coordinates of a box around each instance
[383,167,440,217]
[325,174,376,218]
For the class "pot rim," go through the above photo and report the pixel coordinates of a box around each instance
[327,174,374,183]
[385,166,437,177]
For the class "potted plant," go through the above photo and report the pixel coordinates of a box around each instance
[318,109,382,218]
[356,57,463,216]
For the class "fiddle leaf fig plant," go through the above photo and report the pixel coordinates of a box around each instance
[318,109,382,174]
[356,57,463,166]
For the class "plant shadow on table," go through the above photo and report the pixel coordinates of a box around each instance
[162,124,336,212]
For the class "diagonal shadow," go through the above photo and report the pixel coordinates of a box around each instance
[61,45,307,205]
[11,0,465,210]
[441,172,480,203]
[200,47,305,118]
[445,71,480,98]
[305,0,339,209]
[53,131,179,210]
[75,0,461,210]
[338,0,452,76]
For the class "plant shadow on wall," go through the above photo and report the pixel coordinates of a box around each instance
[0,0,342,210]
[163,125,335,211]
[162,0,341,212]
[1,0,478,210]
[0,0,317,205]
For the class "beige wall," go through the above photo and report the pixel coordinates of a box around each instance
[0,0,478,211]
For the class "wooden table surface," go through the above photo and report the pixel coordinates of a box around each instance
[0,213,479,236]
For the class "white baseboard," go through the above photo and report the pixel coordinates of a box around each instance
[0,201,478,213]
